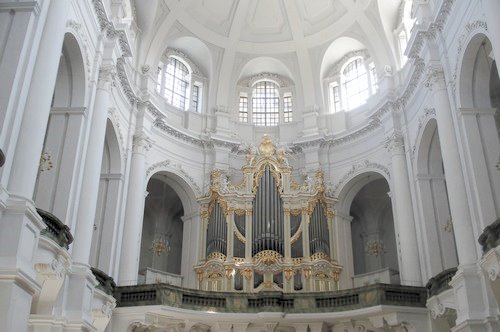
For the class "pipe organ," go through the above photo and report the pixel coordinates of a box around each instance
[196,135,342,293]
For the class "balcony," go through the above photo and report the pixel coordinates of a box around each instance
[114,283,426,313]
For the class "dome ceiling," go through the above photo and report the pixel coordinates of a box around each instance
[134,0,402,55]
[132,0,404,114]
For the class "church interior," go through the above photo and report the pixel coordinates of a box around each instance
[0,0,499,331]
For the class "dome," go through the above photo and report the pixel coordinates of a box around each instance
[133,0,406,144]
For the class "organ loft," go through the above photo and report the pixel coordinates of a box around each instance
[196,136,342,292]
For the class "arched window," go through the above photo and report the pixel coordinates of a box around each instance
[325,51,377,113]
[237,75,294,126]
[156,51,206,113]
[252,80,280,126]
[160,57,189,109]
[342,57,369,110]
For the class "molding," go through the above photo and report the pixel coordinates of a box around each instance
[384,131,405,154]
[411,108,436,158]
[332,160,391,195]
[0,1,40,14]
[163,49,202,76]
[91,0,132,56]
[146,160,202,197]
[66,19,92,79]
[406,0,456,59]
[452,20,489,93]
[154,118,206,148]
[326,49,371,78]
[240,72,292,88]
[107,107,125,153]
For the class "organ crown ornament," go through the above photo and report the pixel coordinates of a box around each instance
[196,136,342,293]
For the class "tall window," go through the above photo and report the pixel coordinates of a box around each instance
[163,57,189,109]
[252,81,280,126]
[329,83,341,113]
[157,54,206,112]
[192,85,200,112]
[239,95,248,123]
[326,52,378,113]
[342,58,369,110]
[283,93,293,123]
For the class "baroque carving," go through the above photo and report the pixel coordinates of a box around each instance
[326,49,371,78]
[332,160,390,195]
[384,131,405,154]
[107,107,125,153]
[39,150,54,172]
[146,160,202,197]
[164,49,202,76]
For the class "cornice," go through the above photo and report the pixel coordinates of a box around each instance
[91,0,132,57]
[406,0,455,59]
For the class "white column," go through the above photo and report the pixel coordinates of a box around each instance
[0,2,70,331]
[72,66,115,265]
[181,213,201,289]
[384,131,422,286]
[6,0,70,199]
[0,0,48,168]
[426,67,479,264]
[334,213,354,289]
[118,124,150,285]
[481,0,500,74]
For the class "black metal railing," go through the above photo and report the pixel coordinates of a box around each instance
[425,267,458,297]
[114,283,427,313]
[37,208,73,249]
[91,267,116,296]
[478,219,500,255]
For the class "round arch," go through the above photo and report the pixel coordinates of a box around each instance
[146,170,200,217]
[335,166,391,216]
[457,32,493,108]
[52,32,87,107]
[413,118,458,278]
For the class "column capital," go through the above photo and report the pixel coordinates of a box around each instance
[97,65,116,89]
[424,65,447,91]
[132,133,153,152]
[384,131,405,154]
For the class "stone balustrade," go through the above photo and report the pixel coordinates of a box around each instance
[114,283,427,312]
[91,267,117,296]
[425,267,458,298]
[37,208,73,249]
[478,219,500,255]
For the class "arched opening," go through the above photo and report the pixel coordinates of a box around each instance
[457,34,500,230]
[138,174,191,286]
[335,171,400,288]
[349,177,399,285]
[34,32,87,227]
[415,119,458,279]
[89,120,123,276]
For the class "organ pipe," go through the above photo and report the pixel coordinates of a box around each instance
[252,166,284,255]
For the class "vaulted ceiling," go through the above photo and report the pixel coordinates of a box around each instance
[132,0,406,110]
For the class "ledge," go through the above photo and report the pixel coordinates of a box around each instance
[114,283,426,313]
[36,208,73,249]
[425,267,458,297]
